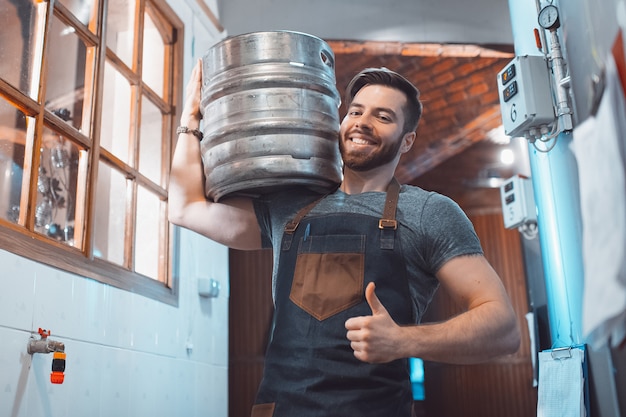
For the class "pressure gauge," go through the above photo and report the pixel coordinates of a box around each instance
[538,5,560,30]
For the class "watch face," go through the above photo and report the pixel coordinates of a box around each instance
[539,5,559,28]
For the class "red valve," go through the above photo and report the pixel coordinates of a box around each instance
[38,328,51,339]
[51,351,66,384]
[534,28,543,50]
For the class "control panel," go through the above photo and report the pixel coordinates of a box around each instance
[497,55,555,138]
[500,175,537,229]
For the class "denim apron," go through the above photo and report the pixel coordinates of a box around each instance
[251,179,415,417]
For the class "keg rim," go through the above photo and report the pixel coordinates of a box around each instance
[209,30,331,51]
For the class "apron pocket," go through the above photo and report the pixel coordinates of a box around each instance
[251,403,275,417]
[290,234,365,321]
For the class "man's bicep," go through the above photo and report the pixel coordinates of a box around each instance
[435,254,509,310]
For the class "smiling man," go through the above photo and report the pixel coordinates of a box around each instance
[169,63,521,417]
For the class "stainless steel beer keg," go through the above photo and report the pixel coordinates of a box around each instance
[200,31,342,201]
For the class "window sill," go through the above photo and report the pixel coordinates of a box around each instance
[0,222,178,306]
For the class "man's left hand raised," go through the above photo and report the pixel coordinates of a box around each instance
[345,282,402,364]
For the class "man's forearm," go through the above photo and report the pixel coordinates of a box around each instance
[398,300,520,364]
[168,130,207,226]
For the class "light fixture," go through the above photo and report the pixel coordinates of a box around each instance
[500,148,515,165]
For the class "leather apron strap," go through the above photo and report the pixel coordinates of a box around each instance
[379,177,400,250]
[282,177,402,251]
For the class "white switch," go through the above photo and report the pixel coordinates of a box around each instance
[198,278,220,298]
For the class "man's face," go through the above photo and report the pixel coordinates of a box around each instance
[339,84,411,172]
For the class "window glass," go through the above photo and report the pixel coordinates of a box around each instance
[0,98,28,224]
[0,0,182,301]
[141,7,166,97]
[138,95,162,185]
[0,0,45,99]
[94,161,127,265]
[106,0,137,68]
[35,126,88,248]
[57,0,97,29]
[135,185,160,279]
[45,14,91,133]
[100,61,132,164]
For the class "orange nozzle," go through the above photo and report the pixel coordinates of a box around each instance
[51,351,66,384]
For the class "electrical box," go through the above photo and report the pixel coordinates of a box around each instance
[497,55,555,138]
[500,175,537,229]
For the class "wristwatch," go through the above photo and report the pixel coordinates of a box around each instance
[176,126,203,141]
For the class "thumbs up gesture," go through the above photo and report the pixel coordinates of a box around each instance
[345,282,402,363]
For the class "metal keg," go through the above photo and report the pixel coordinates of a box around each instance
[200,31,342,201]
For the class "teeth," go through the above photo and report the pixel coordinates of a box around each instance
[351,138,371,145]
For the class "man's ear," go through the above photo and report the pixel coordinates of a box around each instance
[400,131,416,154]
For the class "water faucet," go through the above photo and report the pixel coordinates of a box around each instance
[27,328,65,354]
[27,328,66,384]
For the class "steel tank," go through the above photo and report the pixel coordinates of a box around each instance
[200,31,343,201]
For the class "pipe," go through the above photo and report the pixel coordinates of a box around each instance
[507,0,585,347]
[27,328,65,354]
[547,30,574,130]
[27,338,65,354]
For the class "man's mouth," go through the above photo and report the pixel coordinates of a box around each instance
[350,137,374,145]
[347,131,377,146]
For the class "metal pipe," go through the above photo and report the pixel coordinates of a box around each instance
[27,338,65,354]
[507,0,585,348]
[548,30,574,130]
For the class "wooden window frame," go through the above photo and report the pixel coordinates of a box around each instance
[0,0,184,305]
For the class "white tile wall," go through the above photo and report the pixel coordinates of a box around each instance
[0,229,230,417]
[0,216,230,417]
[0,252,36,329]
[0,327,34,417]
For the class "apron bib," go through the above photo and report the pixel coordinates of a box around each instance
[252,179,415,417]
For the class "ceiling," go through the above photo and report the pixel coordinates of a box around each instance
[216,0,514,45]
[215,0,530,212]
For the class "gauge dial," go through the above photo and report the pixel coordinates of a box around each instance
[538,5,560,30]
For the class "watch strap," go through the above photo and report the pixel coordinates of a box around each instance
[176,126,203,141]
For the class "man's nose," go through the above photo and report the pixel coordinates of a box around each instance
[355,114,372,129]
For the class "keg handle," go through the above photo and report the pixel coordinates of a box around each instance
[320,49,334,69]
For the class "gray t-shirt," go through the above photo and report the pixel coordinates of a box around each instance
[253,184,483,322]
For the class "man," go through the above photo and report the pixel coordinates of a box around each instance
[169,60,521,417]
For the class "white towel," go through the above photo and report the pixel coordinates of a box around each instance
[572,53,626,349]
[537,348,586,417]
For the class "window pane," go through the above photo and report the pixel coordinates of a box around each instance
[141,8,166,97]
[35,127,88,248]
[135,185,161,280]
[106,0,137,67]
[57,0,97,30]
[94,161,126,265]
[138,95,162,185]
[45,14,91,133]
[100,61,131,164]
[0,0,45,99]
[0,98,29,224]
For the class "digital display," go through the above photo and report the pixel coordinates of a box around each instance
[504,181,514,192]
[501,64,516,85]
[505,194,515,205]
[502,81,518,102]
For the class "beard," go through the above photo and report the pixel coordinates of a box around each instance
[338,133,404,172]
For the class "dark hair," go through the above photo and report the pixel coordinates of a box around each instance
[345,67,423,133]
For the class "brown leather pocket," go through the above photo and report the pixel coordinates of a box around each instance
[251,403,275,417]
[290,234,365,320]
